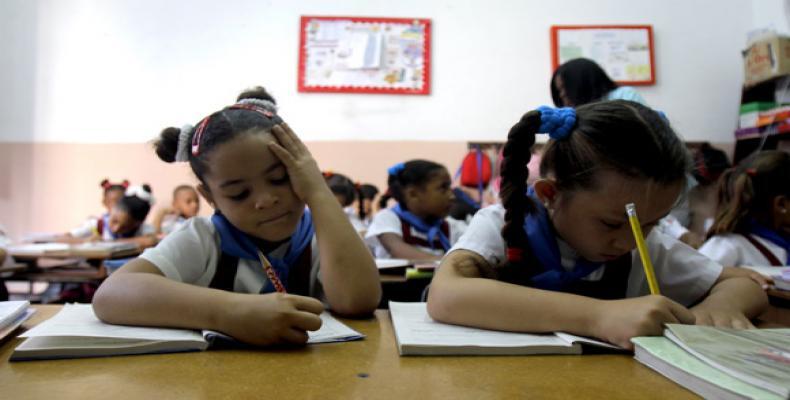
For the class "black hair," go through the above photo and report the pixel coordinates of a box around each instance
[358,183,379,219]
[359,184,379,201]
[324,172,358,207]
[154,86,282,185]
[550,58,618,107]
[707,150,790,238]
[378,160,447,211]
[691,143,731,186]
[117,184,153,222]
[500,100,689,272]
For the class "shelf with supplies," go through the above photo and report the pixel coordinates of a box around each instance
[734,34,790,163]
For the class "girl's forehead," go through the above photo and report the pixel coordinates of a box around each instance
[203,132,280,182]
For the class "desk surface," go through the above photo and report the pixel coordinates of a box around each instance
[0,306,708,399]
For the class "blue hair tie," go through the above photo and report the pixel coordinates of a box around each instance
[657,110,668,121]
[388,162,406,176]
[537,106,576,140]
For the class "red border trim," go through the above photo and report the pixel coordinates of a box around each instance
[298,16,431,95]
[550,25,655,86]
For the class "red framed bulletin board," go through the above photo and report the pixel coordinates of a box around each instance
[298,16,431,95]
[550,25,655,85]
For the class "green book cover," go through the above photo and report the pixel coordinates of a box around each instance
[632,336,782,400]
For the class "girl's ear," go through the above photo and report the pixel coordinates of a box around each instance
[532,178,559,209]
[197,184,215,208]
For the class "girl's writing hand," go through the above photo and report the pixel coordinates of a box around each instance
[220,292,324,346]
[268,123,331,205]
[592,295,696,349]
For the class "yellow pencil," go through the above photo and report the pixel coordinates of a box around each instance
[625,203,661,295]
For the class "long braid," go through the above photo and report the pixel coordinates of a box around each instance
[499,111,541,267]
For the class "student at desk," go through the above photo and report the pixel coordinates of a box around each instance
[366,160,466,261]
[700,150,790,267]
[427,101,768,349]
[68,185,158,249]
[93,87,380,346]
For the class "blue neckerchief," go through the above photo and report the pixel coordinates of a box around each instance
[522,188,604,290]
[747,220,790,261]
[211,210,315,293]
[453,188,480,210]
[391,204,451,251]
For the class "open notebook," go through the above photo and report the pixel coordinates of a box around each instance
[633,324,790,400]
[389,301,622,356]
[11,304,364,361]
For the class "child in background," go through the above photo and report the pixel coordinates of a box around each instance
[100,179,129,215]
[427,101,767,349]
[366,160,465,261]
[550,58,646,107]
[69,185,158,248]
[93,87,380,346]
[358,183,379,226]
[152,185,200,235]
[323,172,365,232]
[700,150,789,266]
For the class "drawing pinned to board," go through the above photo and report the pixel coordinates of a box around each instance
[298,16,431,94]
[551,25,655,85]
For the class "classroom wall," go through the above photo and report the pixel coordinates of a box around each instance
[0,0,762,239]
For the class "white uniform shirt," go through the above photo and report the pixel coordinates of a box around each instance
[140,217,323,297]
[160,215,190,235]
[700,233,788,267]
[451,205,722,306]
[365,208,467,259]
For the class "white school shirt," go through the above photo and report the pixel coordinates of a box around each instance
[70,215,155,241]
[699,233,788,267]
[160,215,190,235]
[365,208,467,259]
[451,205,722,307]
[140,217,324,297]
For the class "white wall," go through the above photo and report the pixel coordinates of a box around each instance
[0,0,755,144]
[751,0,790,36]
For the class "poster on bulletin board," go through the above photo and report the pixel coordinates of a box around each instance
[298,16,431,95]
[550,25,655,85]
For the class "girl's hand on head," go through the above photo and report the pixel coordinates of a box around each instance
[220,292,324,346]
[591,295,696,349]
[268,124,330,204]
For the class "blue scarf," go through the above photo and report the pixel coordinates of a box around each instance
[211,210,315,293]
[522,188,604,290]
[391,204,451,251]
[747,220,790,261]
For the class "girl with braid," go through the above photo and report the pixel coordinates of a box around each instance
[93,87,380,346]
[427,101,767,349]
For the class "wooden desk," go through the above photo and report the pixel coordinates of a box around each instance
[0,306,714,400]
